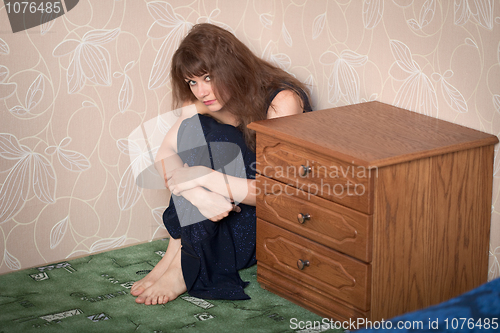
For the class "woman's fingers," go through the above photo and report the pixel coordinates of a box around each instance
[210,204,241,222]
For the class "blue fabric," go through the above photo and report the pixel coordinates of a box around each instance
[355,278,500,332]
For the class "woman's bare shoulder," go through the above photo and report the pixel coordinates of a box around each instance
[267,89,303,119]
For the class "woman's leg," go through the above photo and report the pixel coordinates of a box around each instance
[134,244,187,305]
[130,237,181,296]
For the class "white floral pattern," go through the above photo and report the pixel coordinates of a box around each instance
[454,0,494,30]
[147,2,191,90]
[50,216,69,249]
[9,74,45,116]
[321,50,368,105]
[89,235,127,253]
[0,134,56,224]
[432,71,468,114]
[115,61,135,113]
[390,40,438,117]
[0,38,9,55]
[260,13,273,30]
[407,0,436,30]
[117,138,144,211]
[152,206,168,240]
[45,137,91,172]
[53,28,120,94]
[363,0,384,29]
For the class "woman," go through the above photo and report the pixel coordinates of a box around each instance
[131,23,312,305]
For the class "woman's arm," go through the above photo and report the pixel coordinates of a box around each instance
[154,102,197,178]
[167,90,304,206]
[167,165,256,206]
[180,186,236,222]
[155,102,236,221]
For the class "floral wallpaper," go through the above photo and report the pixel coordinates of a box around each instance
[0,0,499,281]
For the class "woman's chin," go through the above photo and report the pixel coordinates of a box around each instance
[205,104,223,112]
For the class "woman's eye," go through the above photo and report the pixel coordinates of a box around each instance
[187,80,196,86]
[204,75,211,82]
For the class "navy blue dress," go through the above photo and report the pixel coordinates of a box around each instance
[163,89,312,300]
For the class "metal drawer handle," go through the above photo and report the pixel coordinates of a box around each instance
[297,213,311,224]
[299,165,312,177]
[297,259,310,270]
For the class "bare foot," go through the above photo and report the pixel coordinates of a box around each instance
[135,249,187,305]
[131,238,181,297]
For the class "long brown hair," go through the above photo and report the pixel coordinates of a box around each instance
[171,23,310,151]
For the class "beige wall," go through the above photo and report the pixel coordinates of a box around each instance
[0,0,499,280]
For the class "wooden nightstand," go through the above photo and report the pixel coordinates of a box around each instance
[247,101,498,322]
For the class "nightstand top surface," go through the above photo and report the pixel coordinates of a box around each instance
[248,101,498,167]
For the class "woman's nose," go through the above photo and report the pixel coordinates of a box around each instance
[197,82,210,98]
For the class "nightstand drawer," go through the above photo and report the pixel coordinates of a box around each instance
[255,134,373,214]
[257,263,371,322]
[257,218,371,311]
[257,176,372,262]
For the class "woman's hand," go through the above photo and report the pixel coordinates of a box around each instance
[166,164,212,196]
[189,188,240,222]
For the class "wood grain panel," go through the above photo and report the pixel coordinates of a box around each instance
[257,219,371,311]
[428,146,492,300]
[256,176,372,262]
[371,146,493,321]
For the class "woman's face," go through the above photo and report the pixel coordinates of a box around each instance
[185,74,224,112]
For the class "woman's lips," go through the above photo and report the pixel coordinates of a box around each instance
[203,100,216,106]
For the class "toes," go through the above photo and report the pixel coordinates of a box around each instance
[139,294,170,305]
[131,286,145,296]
